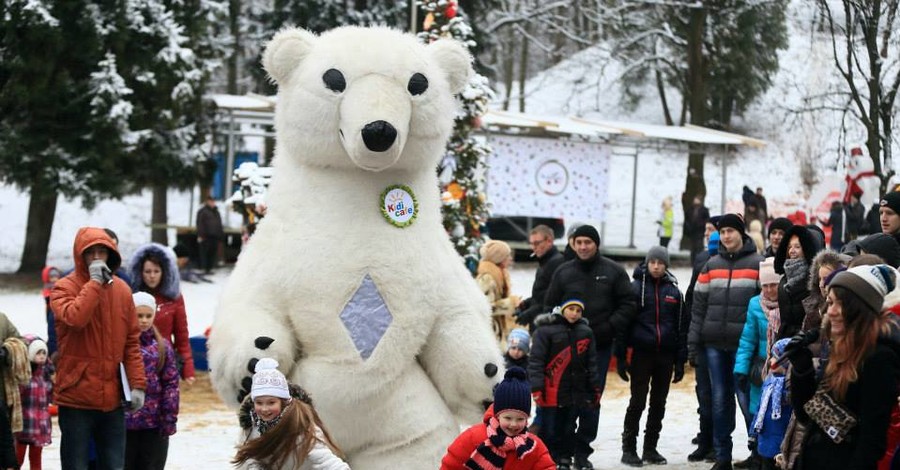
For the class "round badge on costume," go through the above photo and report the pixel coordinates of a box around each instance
[381,184,418,228]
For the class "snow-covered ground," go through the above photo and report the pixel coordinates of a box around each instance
[0,262,748,469]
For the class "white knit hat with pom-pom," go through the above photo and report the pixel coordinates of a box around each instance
[251,358,290,400]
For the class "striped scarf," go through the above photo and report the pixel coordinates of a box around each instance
[465,417,535,470]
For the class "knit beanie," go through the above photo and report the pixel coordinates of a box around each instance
[560,299,585,313]
[251,358,291,400]
[480,240,512,265]
[27,338,47,363]
[646,246,670,266]
[571,225,600,246]
[493,367,531,418]
[881,191,900,216]
[828,264,898,313]
[858,233,900,269]
[759,257,781,286]
[507,328,531,355]
[132,292,157,313]
[708,231,721,255]
[717,213,746,233]
[769,217,793,235]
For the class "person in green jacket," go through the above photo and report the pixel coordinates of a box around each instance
[658,196,674,248]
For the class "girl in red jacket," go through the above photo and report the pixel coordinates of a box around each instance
[441,367,555,470]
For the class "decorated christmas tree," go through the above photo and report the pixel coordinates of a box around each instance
[418,0,494,272]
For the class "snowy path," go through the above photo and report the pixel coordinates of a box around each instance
[2,263,749,469]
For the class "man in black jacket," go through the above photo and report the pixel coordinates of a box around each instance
[516,225,566,330]
[544,224,636,469]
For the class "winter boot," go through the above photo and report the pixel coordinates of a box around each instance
[642,448,668,465]
[556,456,573,470]
[688,444,715,462]
[621,430,643,467]
[709,461,733,470]
[574,455,594,470]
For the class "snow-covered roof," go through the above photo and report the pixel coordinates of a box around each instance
[484,110,766,148]
[209,93,276,111]
[205,94,765,148]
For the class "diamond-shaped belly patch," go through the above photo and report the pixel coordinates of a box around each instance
[339,274,393,360]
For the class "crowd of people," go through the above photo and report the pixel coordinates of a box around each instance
[2,185,900,470]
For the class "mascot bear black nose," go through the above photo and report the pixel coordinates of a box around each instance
[361,120,397,152]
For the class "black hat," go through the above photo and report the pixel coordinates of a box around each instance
[493,367,531,418]
[858,233,900,269]
[717,213,745,233]
[571,225,600,246]
[774,225,821,274]
[768,217,793,235]
[881,192,900,215]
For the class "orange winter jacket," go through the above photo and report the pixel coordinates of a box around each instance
[49,227,145,411]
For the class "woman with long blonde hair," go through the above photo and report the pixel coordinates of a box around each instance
[786,264,900,469]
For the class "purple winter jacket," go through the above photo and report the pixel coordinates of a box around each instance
[125,330,179,436]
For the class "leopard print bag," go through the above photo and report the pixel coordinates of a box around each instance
[802,388,858,443]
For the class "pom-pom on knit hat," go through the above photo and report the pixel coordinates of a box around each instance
[251,358,291,400]
[828,264,898,313]
[493,367,531,418]
[27,338,47,363]
[480,240,512,265]
[507,328,531,355]
[132,292,156,313]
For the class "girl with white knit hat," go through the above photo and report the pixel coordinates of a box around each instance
[233,358,349,469]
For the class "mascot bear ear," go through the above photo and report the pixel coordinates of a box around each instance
[263,28,317,85]
[428,39,472,95]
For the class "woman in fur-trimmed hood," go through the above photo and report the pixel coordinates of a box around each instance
[128,243,195,383]
[803,250,851,331]
[774,225,823,339]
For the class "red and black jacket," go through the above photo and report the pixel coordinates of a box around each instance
[528,314,602,407]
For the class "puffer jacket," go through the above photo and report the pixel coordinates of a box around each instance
[689,236,763,351]
[125,330,179,436]
[628,264,687,365]
[528,313,602,407]
[733,295,768,414]
[440,407,555,470]
[128,243,194,379]
[50,227,145,411]
[544,254,636,346]
[774,225,821,339]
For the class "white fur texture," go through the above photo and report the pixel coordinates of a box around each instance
[209,26,500,469]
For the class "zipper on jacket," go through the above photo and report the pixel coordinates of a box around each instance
[655,277,661,351]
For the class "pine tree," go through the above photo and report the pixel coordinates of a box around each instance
[418,0,494,271]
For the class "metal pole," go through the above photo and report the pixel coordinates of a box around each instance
[720,150,728,214]
[629,150,638,248]
[410,1,417,33]
[225,110,236,201]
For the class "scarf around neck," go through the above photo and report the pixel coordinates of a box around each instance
[783,258,810,294]
[760,296,780,356]
[465,416,535,470]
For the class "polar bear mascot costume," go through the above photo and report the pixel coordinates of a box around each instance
[208,26,504,468]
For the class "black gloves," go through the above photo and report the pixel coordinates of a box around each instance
[514,309,532,326]
[735,372,749,392]
[672,363,685,383]
[687,346,698,368]
[783,330,817,373]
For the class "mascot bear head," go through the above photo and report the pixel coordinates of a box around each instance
[263,26,472,173]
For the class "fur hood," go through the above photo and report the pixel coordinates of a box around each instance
[774,225,822,274]
[127,243,180,299]
[807,250,851,304]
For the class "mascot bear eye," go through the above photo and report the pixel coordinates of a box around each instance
[407,73,428,96]
[323,69,346,93]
